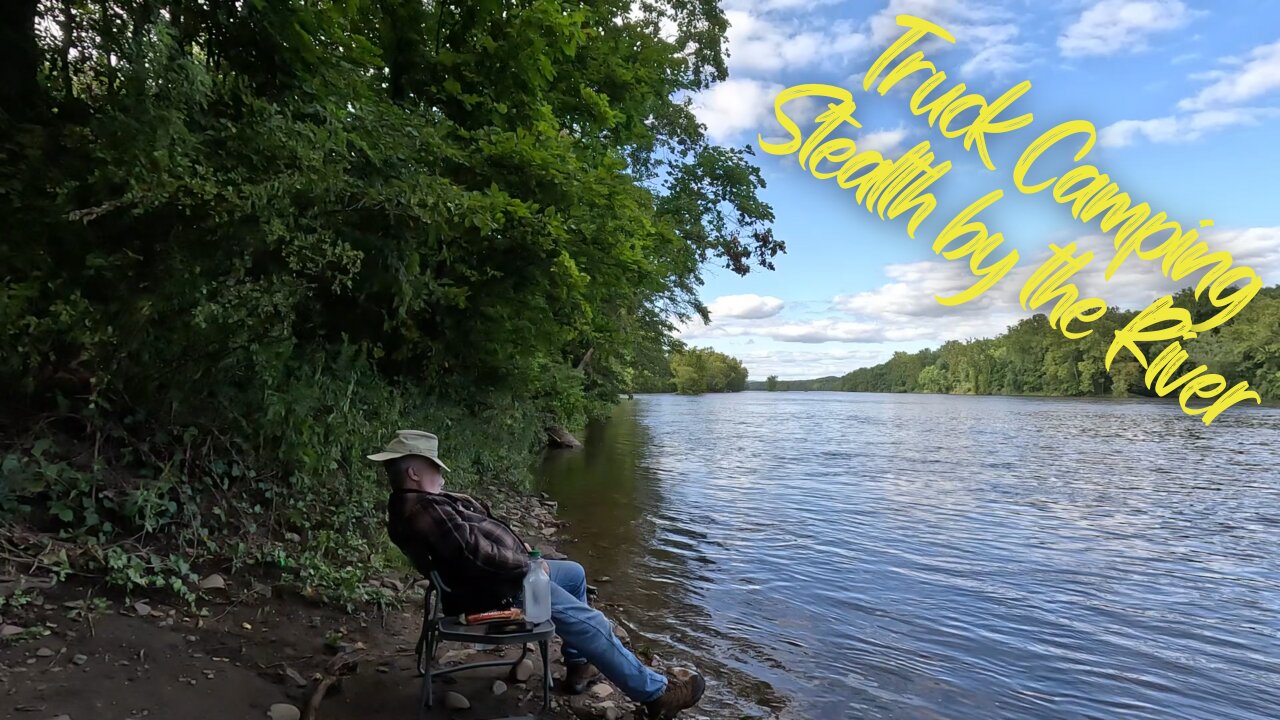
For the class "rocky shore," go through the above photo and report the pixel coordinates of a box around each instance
[0,485,705,720]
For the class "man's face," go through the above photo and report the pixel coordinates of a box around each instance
[410,456,444,489]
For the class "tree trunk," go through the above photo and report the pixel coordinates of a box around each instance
[0,0,42,122]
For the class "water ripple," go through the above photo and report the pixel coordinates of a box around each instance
[540,393,1280,720]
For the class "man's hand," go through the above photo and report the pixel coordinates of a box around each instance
[522,542,549,572]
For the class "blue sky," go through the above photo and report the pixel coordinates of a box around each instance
[678,0,1280,379]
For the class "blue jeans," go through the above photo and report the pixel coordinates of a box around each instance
[544,559,667,702]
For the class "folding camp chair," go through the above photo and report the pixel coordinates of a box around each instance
[415,569,555,719]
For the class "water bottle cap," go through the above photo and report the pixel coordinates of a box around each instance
[529,549,541,559]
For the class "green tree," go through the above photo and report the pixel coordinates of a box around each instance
[765,375,779,391]
[0,0,780,602]
[669,347,748,395]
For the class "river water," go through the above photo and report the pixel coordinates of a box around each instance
[535,392,1280,720]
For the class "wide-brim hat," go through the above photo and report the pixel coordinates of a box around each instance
[366,429,451,471]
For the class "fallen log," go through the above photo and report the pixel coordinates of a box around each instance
[546,425,582,449]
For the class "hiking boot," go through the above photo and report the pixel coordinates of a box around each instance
[560,662,601,694]
[644,668,706,719]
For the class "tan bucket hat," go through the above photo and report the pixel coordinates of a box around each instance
[366,429,451,471]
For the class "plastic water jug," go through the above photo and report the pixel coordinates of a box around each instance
[522,550,552,623]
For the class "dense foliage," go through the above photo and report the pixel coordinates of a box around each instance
[0,0,779,603]
[754,286,1280,401]
[669,346,748,394]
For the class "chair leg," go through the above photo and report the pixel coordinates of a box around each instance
[418,669,431,720]
[418,625,435,676]
[539,638,551,713]
[423,630,435,712]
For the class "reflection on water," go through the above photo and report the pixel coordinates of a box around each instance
[537,393,1280,720]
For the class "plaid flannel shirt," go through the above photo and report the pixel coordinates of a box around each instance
[387,489,530,612]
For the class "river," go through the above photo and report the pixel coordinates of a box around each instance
[535,392,1280,720]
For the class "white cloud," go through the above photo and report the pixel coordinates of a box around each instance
[1058,228,1280,309]
[721,0,843,12]
[1178,40,1280,111]
[865,0,1029,77]
[678,317,888,343]
[1099,108,1278,146]
[960,41,1034,77]
[867,0,1007,50]
[691,78,785,143]
[723,9,869,75]
[857,127,910,155]
[758,319,887,343]
[697,0,1034,143]
[708,293,786,319]
[834,226,1280,338]
[1098,37,1280,146]
[832,261,1026,341]
[1058,0,1192,58]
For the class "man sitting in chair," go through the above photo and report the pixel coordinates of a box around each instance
[372,430,706,719]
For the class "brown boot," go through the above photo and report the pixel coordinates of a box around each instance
[560,662,601,694]
[644,668,706,719]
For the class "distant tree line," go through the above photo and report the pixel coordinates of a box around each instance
[750,285,1280,400]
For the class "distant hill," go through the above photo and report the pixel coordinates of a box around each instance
[746,376,843,391]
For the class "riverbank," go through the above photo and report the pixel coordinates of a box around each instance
[0,486,658,720]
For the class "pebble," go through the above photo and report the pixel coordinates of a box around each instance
[589,683,613,698]
[133,602,151,616]
[198,574,226,591]
[51,715,72,720]
[492,680,508,696]
[284,532,302,543]
[1,624,25,637]
[540,527,557,536]
[284,667,308,687]
[443,692,471,710]
[513,658,534,682]
[440,648,476,664]
[71,654,88,666]
[268,703,301,720]
[36,647,55,658]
